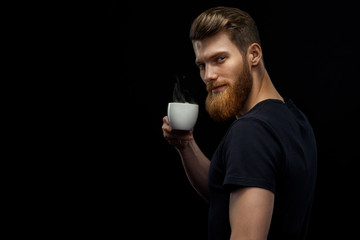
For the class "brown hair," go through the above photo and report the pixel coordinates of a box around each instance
[189,6,261,56]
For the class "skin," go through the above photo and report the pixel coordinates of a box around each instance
[162,31,283,239]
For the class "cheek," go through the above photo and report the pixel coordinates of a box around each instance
[222,65,242,85]
[222,58,243,78]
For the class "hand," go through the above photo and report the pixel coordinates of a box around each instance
[162,116,194,150]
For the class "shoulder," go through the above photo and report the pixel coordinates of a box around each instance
[224,116,278,150]
[223,100,286,148]
[227,113,275,139]
[228,99,299,137]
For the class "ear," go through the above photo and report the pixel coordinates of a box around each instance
[247,43,262,67]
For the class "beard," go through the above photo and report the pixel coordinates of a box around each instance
[205,63,252,122]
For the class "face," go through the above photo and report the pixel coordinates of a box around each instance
[193,31,252,121]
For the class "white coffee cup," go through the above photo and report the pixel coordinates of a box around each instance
[167,102,199,130]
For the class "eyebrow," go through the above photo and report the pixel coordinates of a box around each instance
[195,51,229,66]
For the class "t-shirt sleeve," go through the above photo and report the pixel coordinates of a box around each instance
[223,118,282,193]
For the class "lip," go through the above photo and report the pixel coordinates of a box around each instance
[212,84,227,94]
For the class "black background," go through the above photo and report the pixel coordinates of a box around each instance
[119,0,358,239]
[8,1,359,238]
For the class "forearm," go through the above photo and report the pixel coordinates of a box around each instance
[161,116,210,201]
[177,139,210,201]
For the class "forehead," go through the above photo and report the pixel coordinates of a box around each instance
[192,31,239,59]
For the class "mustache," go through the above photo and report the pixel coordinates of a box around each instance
[206,81,229,93]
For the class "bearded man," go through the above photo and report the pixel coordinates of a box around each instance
[162,6,317,240]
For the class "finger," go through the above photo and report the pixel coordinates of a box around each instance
[163,116,169,124]
[162,116,171,129]
[162,122,173,134]
[162,116,193,138]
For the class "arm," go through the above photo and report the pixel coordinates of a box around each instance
[229,187,274,240]
[162,116,210,201]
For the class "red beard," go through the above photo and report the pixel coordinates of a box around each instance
[205,63,252,121]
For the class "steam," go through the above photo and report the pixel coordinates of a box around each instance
[172,75,197,104]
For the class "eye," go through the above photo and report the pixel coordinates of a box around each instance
[218,56,226,62]
[198,63,205,70]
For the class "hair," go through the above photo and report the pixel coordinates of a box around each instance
[189,6,261,56]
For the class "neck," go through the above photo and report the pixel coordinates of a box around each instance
[236,69,283,118]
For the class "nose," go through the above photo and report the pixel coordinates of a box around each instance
[203,65,218,84]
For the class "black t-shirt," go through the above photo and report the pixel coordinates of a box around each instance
[208,99,317,240]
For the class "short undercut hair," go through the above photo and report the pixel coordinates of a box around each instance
[189,6,261,56]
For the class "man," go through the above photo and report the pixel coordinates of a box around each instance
[162,6,317,240]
